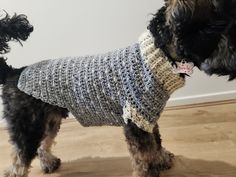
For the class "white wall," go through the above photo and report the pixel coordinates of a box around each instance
[0,0,235,119]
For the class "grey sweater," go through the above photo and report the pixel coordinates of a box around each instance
[17,31,185,132]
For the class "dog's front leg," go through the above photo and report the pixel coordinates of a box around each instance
[124,122,174,177]
[122,102,174,177]
[153,124,174,171]
[124,121,161,177]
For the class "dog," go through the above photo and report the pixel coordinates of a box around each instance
[1,1,236,177]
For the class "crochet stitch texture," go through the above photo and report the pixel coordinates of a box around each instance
[17,31,185,132]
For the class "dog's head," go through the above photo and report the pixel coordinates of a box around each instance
[149,0,236,79]
[199,0,236,80]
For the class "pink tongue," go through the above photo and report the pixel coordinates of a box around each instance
[172,61,194,75]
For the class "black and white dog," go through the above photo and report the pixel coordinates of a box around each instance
[1,1,236,177]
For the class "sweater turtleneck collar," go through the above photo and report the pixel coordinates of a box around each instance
[138,30,185,95]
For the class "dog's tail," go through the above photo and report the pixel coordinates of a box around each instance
[0,12,33,84]
[0,12,33,54]
[0,13,33,84]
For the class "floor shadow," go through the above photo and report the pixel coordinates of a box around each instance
[58,157,132,177]
[162,156,236,177]
[57,156,236,177]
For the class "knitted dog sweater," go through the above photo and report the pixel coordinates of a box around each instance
[17,31,185,132]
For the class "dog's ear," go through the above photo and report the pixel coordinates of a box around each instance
[165,0,195,27]
[165,0,213,29]
[148,7,172,49]
[163,0,216,57]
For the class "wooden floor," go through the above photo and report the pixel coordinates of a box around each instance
[1,101,236,177]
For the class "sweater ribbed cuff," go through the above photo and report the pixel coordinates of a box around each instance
[139,31,185,95]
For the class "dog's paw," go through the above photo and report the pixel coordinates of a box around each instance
[40,158,61,173]
[132,161,160,177]
[38,150,61,173]
[157,148,174,171]
[3,168,28,177]
[3,164,29,177]
[41,157,61,173]
[3,170,11,177]
[40,156,61,174]
[133,168,160,177]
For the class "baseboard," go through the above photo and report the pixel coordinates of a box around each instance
[167,90,236,107]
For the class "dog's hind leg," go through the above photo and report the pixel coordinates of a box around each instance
[37,112,63,174]
[4,149,30,177]
[3,85,68,177]
[3,88,51,177]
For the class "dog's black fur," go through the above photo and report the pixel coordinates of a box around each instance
[1,1,236,176]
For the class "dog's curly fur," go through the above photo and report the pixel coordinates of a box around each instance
[1,1,236,176]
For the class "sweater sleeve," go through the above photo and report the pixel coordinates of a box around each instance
[122,101,157,133]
